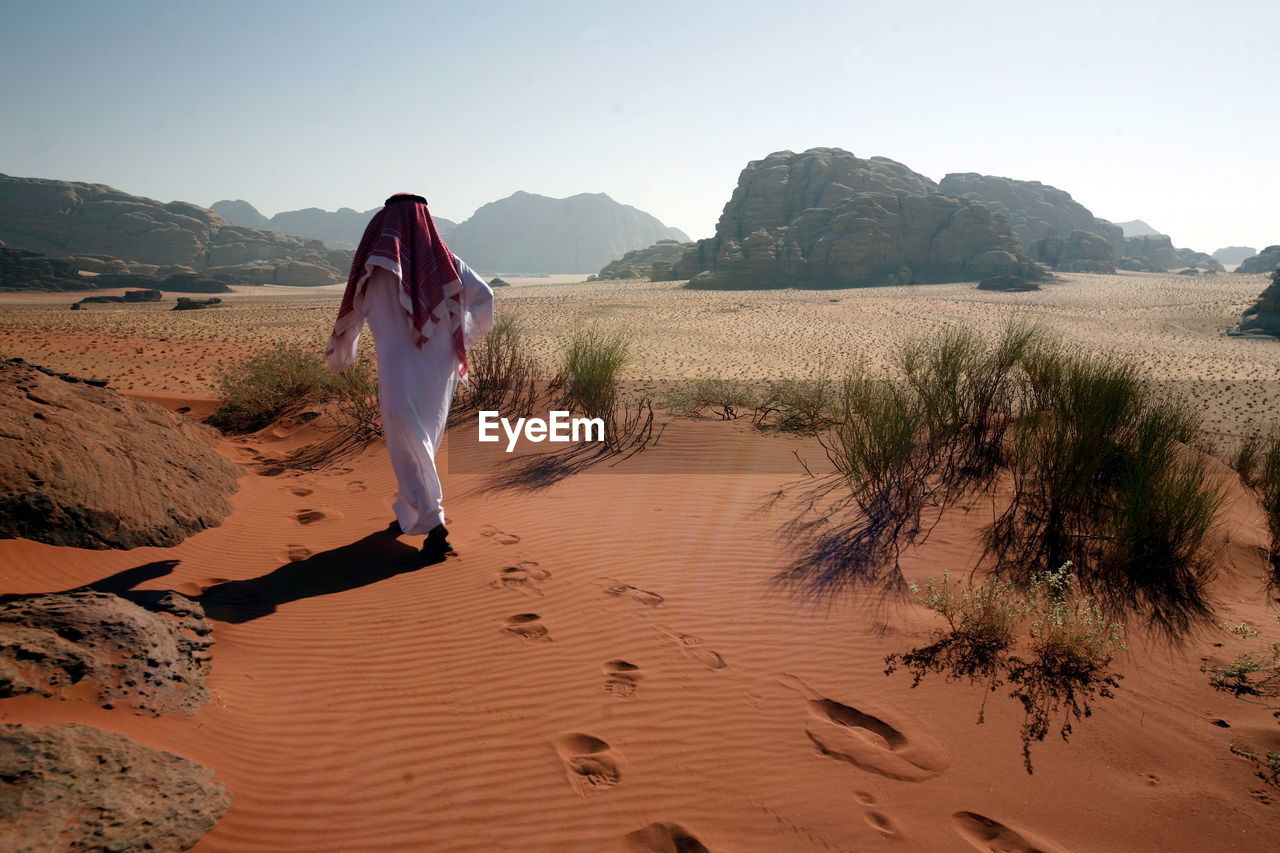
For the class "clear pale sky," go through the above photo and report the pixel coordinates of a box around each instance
[2,0,1276,252]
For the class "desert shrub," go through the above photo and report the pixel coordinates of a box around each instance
[663,379,759,420]
[209,343,333,433]
[1230,744,1280,788]
[886,562,1124,773]
[453,310,541,421]
[1256,430,1280,570]
[553,326,632,421]
[328,357,381,441]
[1233,434,1263,485]
[885,570,1024,692]
[757,372,838,433]
[985,345,1223,635]
[1006,564,1125,770]
[1204,643,1280,697]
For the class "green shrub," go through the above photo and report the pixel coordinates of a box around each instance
[1204,643,1280,697]
[663,378,760,420]
[758,371,838,433]
[454,310,541,420]
[554,326,631,421]
[209,343,333,433]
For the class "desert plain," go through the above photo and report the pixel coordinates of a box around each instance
[2,269,1279,851]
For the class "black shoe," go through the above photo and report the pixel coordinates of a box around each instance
[420,524,456,563]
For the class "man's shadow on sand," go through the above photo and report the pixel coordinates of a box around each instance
[195,526,430,623]
[26,526,435,624]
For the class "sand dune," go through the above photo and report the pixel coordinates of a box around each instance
[2,272,1279,850]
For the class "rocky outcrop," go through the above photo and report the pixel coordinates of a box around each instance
[1213,246,1258,267]
[938,173,1124,268]
[209,198,270,229]
[124,288,162,302]
[1236,246,1280,275]
[0,358,239,549]
[1118,234,1178,272]
[0,589,213,714]
[0,246,88,291]
[93,272,232,293]
[450,191,689,274]
[1171,247,1225,273]
[591,239,693,280]
[1116,219,1160,237]
[0,723,229,850]
[673,149,1042,289]
[1237,266,1280,337]
[1028,229,1116,273]
[212,199,457,249]
[0,174,348,286]
[489,277,510,287]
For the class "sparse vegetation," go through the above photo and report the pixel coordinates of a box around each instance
[452,310,541,423]
[1203,643,1280,697]
[208,343,334,433]
[776,321,1226,637]
[887,563,1125,773]
[1230,743,1280,788]
[662,378,760,420]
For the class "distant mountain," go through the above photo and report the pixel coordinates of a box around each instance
[0,174,350,286]
[1213,246,1258,267]
[448,191,690,274]
[1116,219,1161,237]
[210,200,456,250]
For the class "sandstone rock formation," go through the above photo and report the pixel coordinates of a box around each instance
[92,272,232,293]
[1170,247,1225,272]
[0,589,213,714]
[212,199,457,249]
[1028,230,1116,273]
[1237,265,1280,336]
[977,275,1041,292]
[489,277,510,287]
[0,174,348,286]
[1118,234,1178,272]
[938,173,1123,270]
[1236,246,1280,274]
[1116,219,1160,237]
[124,288,162,302]
[0,358,239,548]
[450,191,689,274]
[0,246,87,291]
[0,723,229,850]
[1213,246,1258,267]
[673,149,1042,289]
[173,297,223,311]
[592,239,693,280]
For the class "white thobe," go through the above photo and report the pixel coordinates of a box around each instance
[335,256,494,534]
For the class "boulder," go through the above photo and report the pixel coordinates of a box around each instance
[939,173,1126,261]
[0,723,228,850]
[1236,265,1280,337]
[977,275,1041,292]
[75,295,124,305]
[0,358,239,548]
[449,190,689,274]
[173,297,223,310]
[489,277,510,287]
[675,149,1042,289]
[594,239,693,280]
[0,174,348,285]
[1236,246,1280,275]
[124,288,162,302]
[0,589,213,714]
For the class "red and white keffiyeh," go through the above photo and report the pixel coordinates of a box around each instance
[325,193,468,378]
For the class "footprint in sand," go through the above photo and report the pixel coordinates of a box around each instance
[553,733,621,796]
[174,577,231,597]
[480,524,521,545]
[854,790,876,806]
[345,480,367,494]
[294,509,327,525]
[289,487,314,497]
[863,811,901,839]
[502,613,550,642]
[489,562,552,596]
[602,660,643,699]
[951,811,1066,853]
[281,545,312,562]
[596,577,665,608]
[657,626,726,670]
[621,822,709,852]
[780,674,949,782]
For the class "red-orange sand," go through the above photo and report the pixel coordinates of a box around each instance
[2,278,1279,851]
